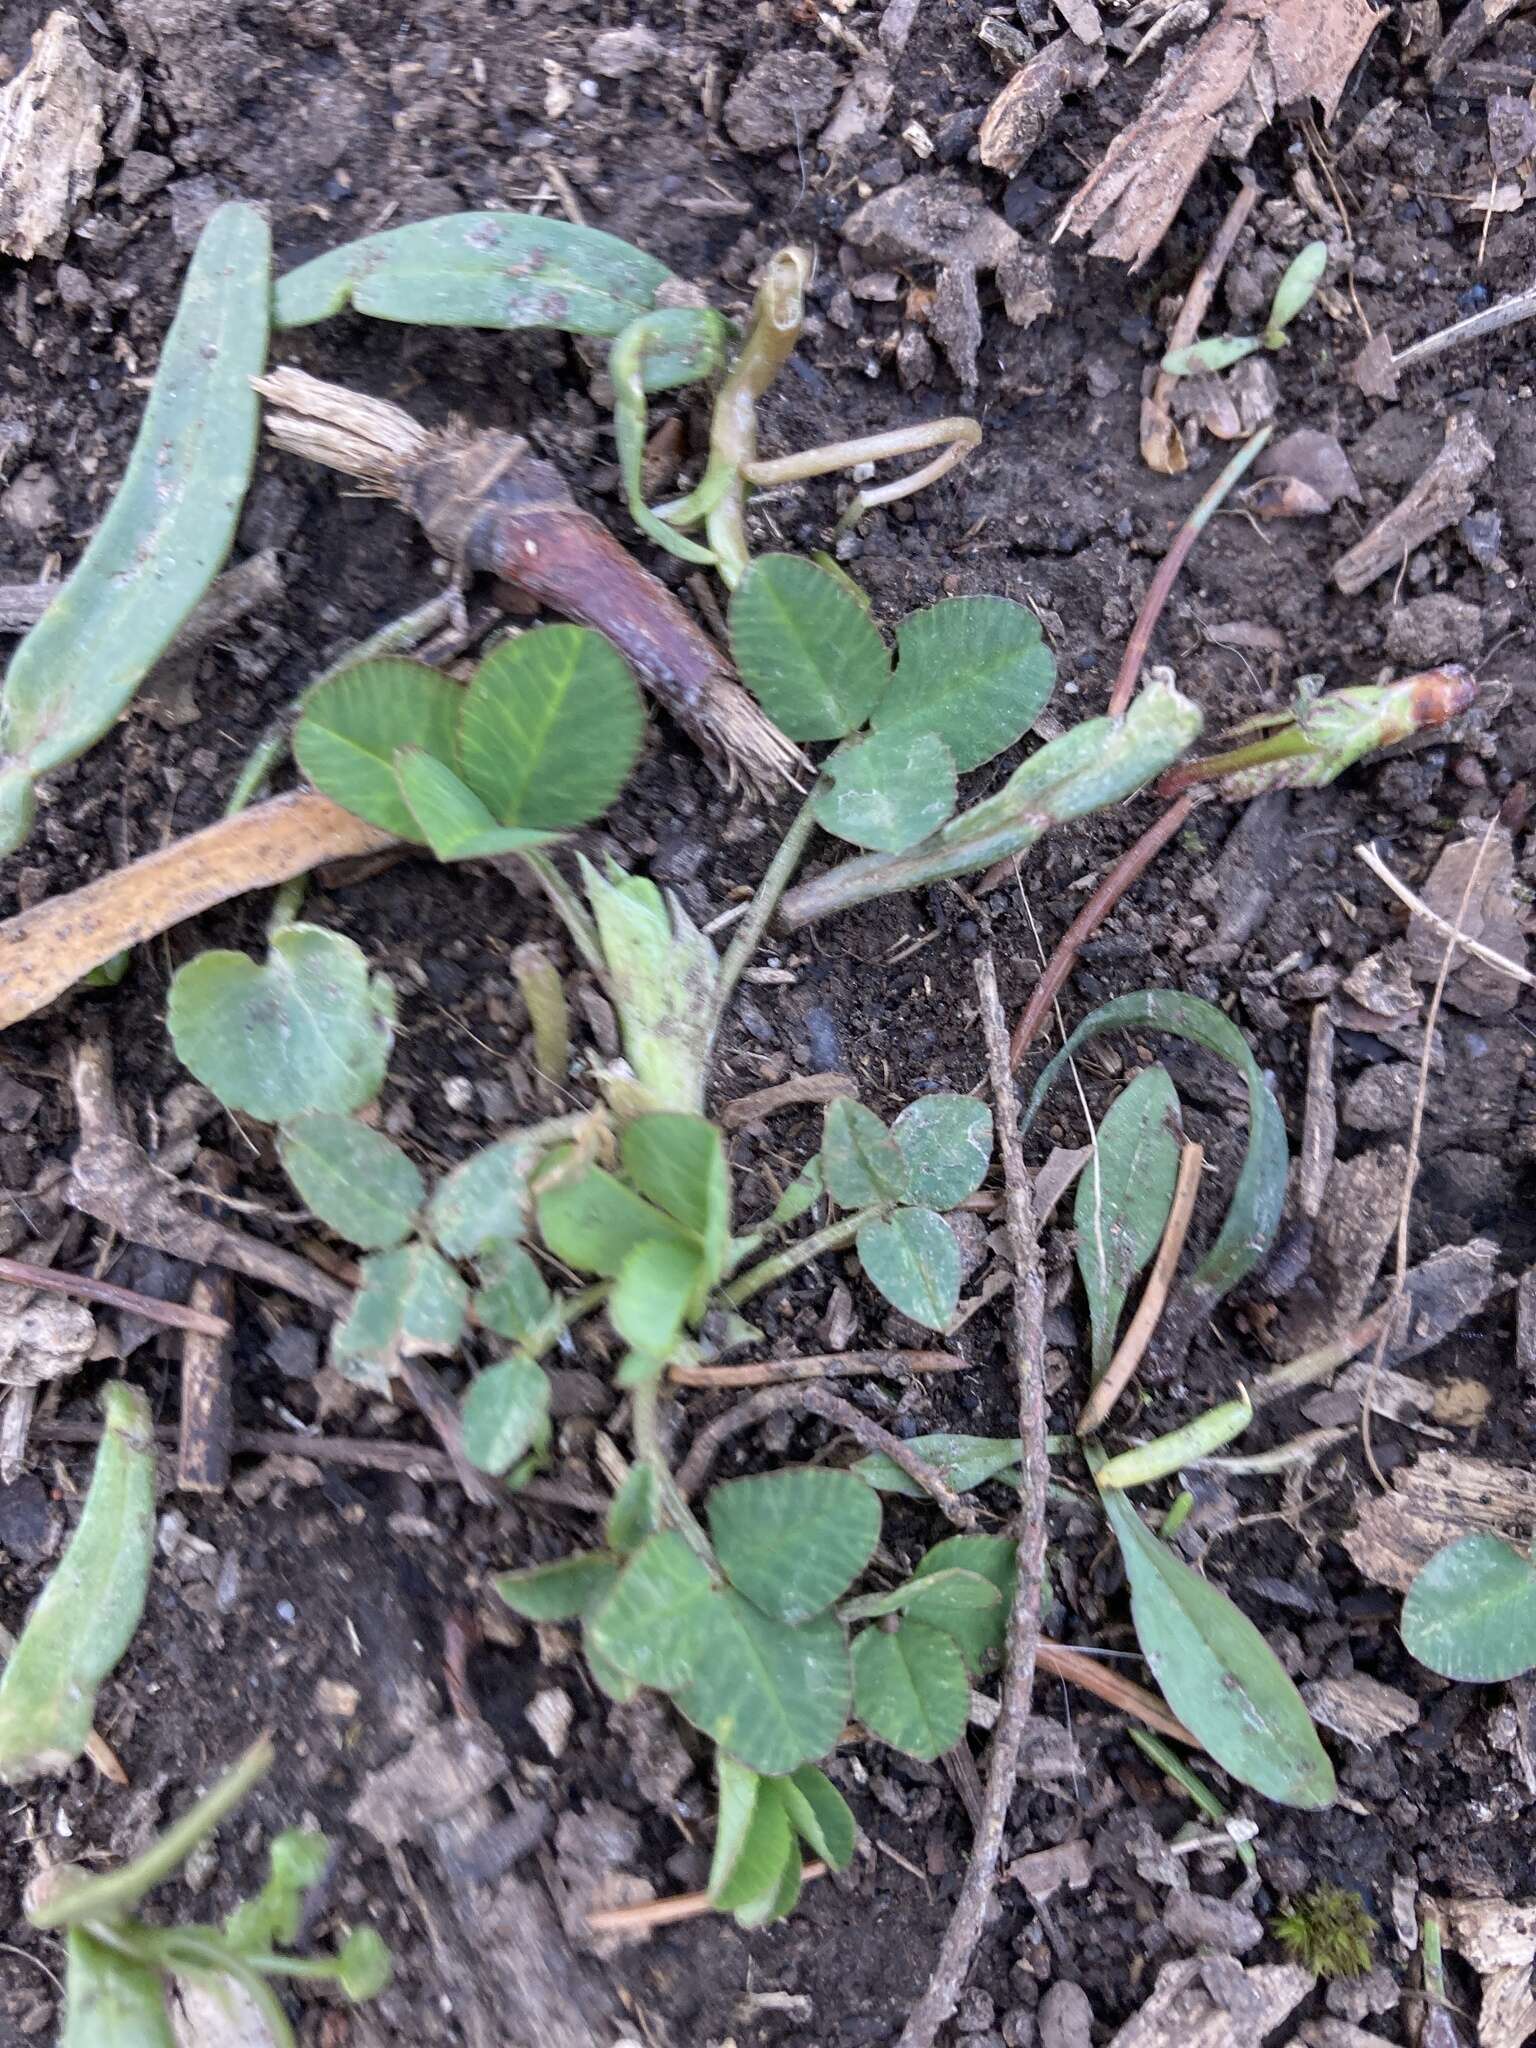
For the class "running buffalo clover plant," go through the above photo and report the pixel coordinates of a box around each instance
[25,1737,389,2046]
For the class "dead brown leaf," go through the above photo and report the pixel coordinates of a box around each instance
[1056,0,1383,269]
[1405,828,1529,1018]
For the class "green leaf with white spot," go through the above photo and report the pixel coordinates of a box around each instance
[495,1551,617,1622]
[892,1094,993,1210]
[1099,1479,1334,1809]
[811,730,957,852]
[1401,1532,1536,1682]
[428,1137,542,1260]
[708,1467,881,1625]
[169,924,395,1123]
[821,1099,911,1209]
[535,1153,695,1277]
[293,658,461,839]
[729,554,890,740]
[460,1357,551,1479]
[456,625,644,829]
[609,1239,702,1354]
[474,1244,553,1343]
[872,595,1055,772]
[851,1620,969,1761]
[1074,1065,1181,1374]
[587,1531,717,1690]
[331,1242,468,1390]
[672,1595,850,1776]
[779,1764,856,1869]
[857,1208,960,1331]
[278,1114,423,1250]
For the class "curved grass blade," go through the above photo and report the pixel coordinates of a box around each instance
[1024,989,1286,1319]
[275,210,673,335]
[1073,1066,1180,1374]
[1098,1479,1334,1809]
[0,204,270,852]
[0,1383,156,1783]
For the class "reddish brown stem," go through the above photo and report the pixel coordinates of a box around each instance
[1106,426,1272,718]
[0,1252,231,1339]
[1008,795,1193,1067]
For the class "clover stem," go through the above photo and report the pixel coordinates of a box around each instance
[723,1207,881,1309]
[713,789,820,1031]
[743,415,981,533]
[517,851,607,977]
[630,1376,716,1569]
[701,248,811,588]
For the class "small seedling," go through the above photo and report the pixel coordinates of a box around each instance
[1160,239,1328,379]
[1272,1883,1377,1978]
[26,1736,390,2045]
[1159,666,1478,799]
[0,1382,155,1785]
[273,214,978,586]
[0,204,270,855]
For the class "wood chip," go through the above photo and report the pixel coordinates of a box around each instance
[1345,1450,1536,1593]
[978,31,1107,175]
[1480,1966,1536,2048]
[1056,0,1383,269]
[1011,1839,1093,1899]
[1107,1957,1314,2047]
[1300,1673,1420,1747]
[1299,1003,1337,1221]
[1444,1900,1536,1974]
[1404,828,1529,1018]
[1332,412,1496,595]
[0,11,110,259]
[719,1071,857,1129]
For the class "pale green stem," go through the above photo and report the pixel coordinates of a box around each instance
[631,1376,716,1569]
[702,249,810,588]
[30,1739,272,1929]
[518,851,606,977]
[743,416,981,533]
[724,1208,880,1308]
[713,790,820,1030]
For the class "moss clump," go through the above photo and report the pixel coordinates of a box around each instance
[1272,1883,1376,1979]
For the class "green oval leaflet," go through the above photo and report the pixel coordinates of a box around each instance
[277,1114,424,1250]
[1097,1477,1334,1809]
[1401,1531,1536,1682]
[857,1207,961,1330]
[0,1382,156,1784]
[61,1931,174,2048]
[1074,1065,1181,1376]
[1095,1391,1254,1490]
[708,1467,881,1625]
[274,210,675,336]
[1024,988,1286,1317]
[1160,335,1262,378]
[0,204,270,853]
[851,1619,969,1761]
[1266,240,1328,340]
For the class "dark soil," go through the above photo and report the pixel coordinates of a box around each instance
[1,0,1534,2042]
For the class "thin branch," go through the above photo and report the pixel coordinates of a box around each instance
[1355,839,1535,988]
[969,1641,1196,1747]
[713,792,820,1028]
[668,1349,967,1389]
[0,1255,230,1339]
[1007,795,1193,1065]
[895,954,1049,2048]
[1078,1142,1204,1434]
[1142,174,1259,473]
[1250,1309,1387,1406]
[1361,821,1496,1487]
[1388,278,1536,373]
[1106,427,1273,718]
[676,1382,979,1529]
[586,1863,827,1935]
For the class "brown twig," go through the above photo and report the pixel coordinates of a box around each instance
[676,1382,980,1529]
[586,1863,827,1935]
[0,793,391,1031]
[895,954,1048,2048]
[1007,795,1193,1065]
[30,1417,607,1512]
[667,1349,967,1389]
[1141,174,1259,475]
[66,1041,352,1319]
[1106,426,1273,718]
[1361,821,1496,1488]
[1078,1142,1204,1435]
[972,1642,1196,1748]
[717,1073,858,1130]
[0,1254,230,1339]
[178,1158,237,1492]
